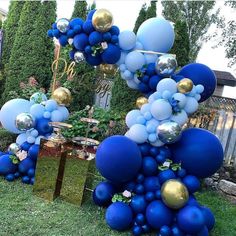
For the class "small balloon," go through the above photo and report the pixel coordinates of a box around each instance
[155,54,177,77]
[8,143,21,154]
[177,78,194,94]
[56,18,70,33]
[15,113,35,131]
[30,92,47,104]
[161,179,189,209]
[74,51,85,63]
[92,9,114,32]
[99,64,117,75]
[136,97,148,109]
[51,87,72,106]
[157,121,182,144]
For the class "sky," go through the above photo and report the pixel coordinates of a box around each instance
[0,0,236,98]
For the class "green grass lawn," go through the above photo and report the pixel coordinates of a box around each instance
[0,178,236,236]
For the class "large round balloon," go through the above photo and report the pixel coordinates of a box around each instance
[137,17,175,53]
[0,99,31,133]
[170,128,224,178]
[96,135,142,183]
[0,154,18,175]
[177,63,216,102]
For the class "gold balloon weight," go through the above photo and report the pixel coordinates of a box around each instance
[51,87,72,106]
[99,64,117,75]
[92,9,114,32]
[136,97,148,109]
[161,179,189,209]
[177,78,194,94]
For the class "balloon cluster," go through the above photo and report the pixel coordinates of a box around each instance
[93,132,223,236]
[47,9,121,66]
[125,78,204,146]
[0,91,70,184]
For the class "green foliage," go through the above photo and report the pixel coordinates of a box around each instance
[0,19,2,29]
[0,128,17,151]
[72,0,87,19]
[62,106,127,142]
[146,1,157,19]
[110,74,141,113]
[133,4,147,34]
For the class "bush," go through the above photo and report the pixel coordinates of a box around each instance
[0,128,17,151]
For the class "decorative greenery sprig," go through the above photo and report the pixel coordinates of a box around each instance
[158,159,181,171]
[112,191,132,203]
[9,155,19,165]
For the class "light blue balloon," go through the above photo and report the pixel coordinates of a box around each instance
[151,139,164,147]
[136,116,146,125]
[35,135,44,145]
[30,92,47,105]
[27,136,36,144]
[126,124,148,144]
[43,111,51,119]
[57,106,69,120]
[0,98,31,134]
[144,54,158,64]
[156,78,177,94]
[30,104,45,119]
[16,133,27,145]
[162,90,172,100]
[123,70,133,80]
[146,123,156,133]
[30,129,39,138]
[51,110,64,122]
[126,79,139,90]
[151,99,172,121]
[188,86,197,97]
[144,111,152,121]
[118,30,136,51]
[134,41,143,50]
[146,118,159,129]
[137,17,175,53]
[172,93,187,108]
[125,51,146,73]
[119,64,126,72]
[171,110,188,126]
[45,99,58,111]
[195,94,201,101]
[126,109,141,128]
[195,84,204,94]
[148,133,157,142]
[140,104,151,114]
[184,97,199,114]
[116,51,128,66]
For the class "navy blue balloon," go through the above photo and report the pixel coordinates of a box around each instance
[28,144,40,162]
[145,192,155,202]
[177,168,187,178]
[159,147,171,158]
[102,44,121,64]
[67,29,75,38]
[160,225,171,236]
[89,31,103,45]
[27,168,35,178]
[59,35,68,47]
[85,53,102,66]
[138,83,150,93]
[187,195,200,207]
[21,141,32,151]
[47,29,53,38]
[200,206,215,231]
[142,157,158,176]
[52,22,57,29]
[73,25,82,34]
[22,175,30,184]
[135,184,145,195]
[106,202,133,231]
[69,18,84,28]
[35,118,53,135]
[177,205,205,234]
[197,226,209,236]
[96,135,142,183]
[177,63,216,102]
[84,45,92,54]
[0,151,5,156]
[139,143,150,156]
[146,63,156,76]
[103,32,112,41]
[130,195,147,214]
[53,29,60,38]
[87,9,96,20]
[158,169,176,184]
[155,190,161,199]
[135,213,146,225]
[132,225,142,236]
[30,177,35,185]
[170,128,224,178]
[111,35,119,43]
[172,226,184,236]
[146,200,173,229]
[83,20,95,34]
[14,172,20,179]
[93,181,115,207]
[0,155,18,175]
[142,75,149,84]
[183,175,200,193]
[156,154,166,164]
[110,26,120,35]
[149,75,161,90]
[73,33,89,51]
[69,50,76,60]
[144,176,160,192]
[5,173,15,182]
[136,174,145,183]
[125,181,136,192]
[149,146,159,157]
[142,224,151,233]
[18,158,34,175]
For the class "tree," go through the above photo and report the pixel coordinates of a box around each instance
[133,4,147,34]
[146,1,157,19]
[162,1,220,61]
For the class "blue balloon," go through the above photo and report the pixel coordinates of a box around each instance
[82,20,94,34]
[35,118,53,135]
[149,75,161,90]
[111,35,118,43]
[200,206,215,231]
[28,144,40,161]
[30,177,35,185]
[160,225,172,236]
[69,50,76,60]
[197,226,209,236]
[170,128,224,178]
[130,195,147,214]
[45,99,57,111]
[57,106,69,120]
[0,155,17,175]
[27,168,35,177]
[59,35,68,47]
[118,30,136,50]
[87,10,96,20]
[139,143,151,156]
[126,124,148,144]
[67,29,75,38]
[5,173,15,182]
[85,53,102,66]
[158,169,176,184]
[135,213,146,225]
[47,29,53,38]
[177,63,216,102]
[177,168,187,178]
[137,17,175,53]
[73,33,89,51]
[16,133,28,145]
[69,18,84,28]
[141,156,158,176]
[96,135,142,183]
[145,192,155,202]
[51,110,64,122]
[18,158,35,175]
[93,181,115,207]
[102,44,121,64]
[125,51,146,73]
[0,98,31,133]
[52,29,60,38]
[132,225,142,236]
[187,195,200,207]
[144,176,160,192]
[22,175,30,184]
[183,175,200,193]
[116,51,127,66]
[110,26,120,35]
[14,172,20,178]
[146,200,173,229]
[144,54,158,64]
[30,104,45,119]
[135,184,145,195]
[106,202,133,231]
[89,31,103,45]
[177,205,205,234]
[27,136,36,144]
[171,226,184,236]
[125,109,141,128]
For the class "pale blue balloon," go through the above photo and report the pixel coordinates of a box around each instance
[148,133,157,143]
[136,116,146,125]
[133,74,141,85]
[151,99,172,120]
[126,79,139,90]
[43,111,51,119]
[57,106,69,120]
[146,123,156,133]
[156,78,177,94]
[119,64,126,72]
[30,104,45,119]
[126,124,148,144]
[0,98,31,134]
[126,109,141,128]
[45,99,58,111]
[151,139,164,147]
[35,135,44,145]
[146,118,159,129]
[195,84,204,94]
[171,110,188,126]
[194,94,201,101]
[123,70,133,80]
[134,41,143,50]
[116,51,128,65]
[162,90,172,100]
[172,93,187,108]
[184,97,199,114]
[16,133,28,145]
[144,112,152,120]
[137,17,175,53]
[51,110,64,122]
[125,51,146,72]
[140,104,151,114]
[188,86,197,97]
[144,54,158,64]
[30,129,39,138]
[27,136,36,144]
[30,92,47,105]
[118,30,136,51]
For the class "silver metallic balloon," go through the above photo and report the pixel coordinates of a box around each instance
[15,113,35,131]
[155,54,177,77]
[56,18,70,33]
[74,51,85,63]
[8,143,21,154]
[157,121,182,144]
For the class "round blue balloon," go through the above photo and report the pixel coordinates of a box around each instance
[110,26,120,35]
[102,44,121,64]
[93,181,115,207]
[69,18,84,28]
[132,225,142,236]
[146,200,173,229]
[125,51,146,73]
[51,110,64,122]
[27,168,35,178]
[21,141,32,151]
[87,10,96,20]
[35,118,53,135]
[18,158,35,175]
[85,53,102,66]
[130,195,147,214]
[0,155,18,175]
[16,133,28,146]
[200,206,215,231]
[144,176,160,192]
[158,169,176,184]
[30,104,45,119]
[118,30,136,50]
[170,128,224,178]
[73,33,89,51]
[89,31,103,45]
[197,226,209,236]
[177,63,216,102]
[96,135,142,183]
[183,175,200,193]
[59,35,68,47]
[141,156,158,176]
[106,202,133,231]
[45,99,58,111]
[28,144,40,161]
[5,173,15,182]
[82,20,94,34]
[22,175,30,184]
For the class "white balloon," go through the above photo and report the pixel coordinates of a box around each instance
[151,99,172,121]
[126,110,141,128]
[171,110,188,126]
[156,78,177,94]
[127,124,148,144]
[184,97,199,114]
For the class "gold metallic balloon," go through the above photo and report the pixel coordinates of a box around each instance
[92,9,114,32]
[177,78,194,94]
[161,179,189,209]
[51,87,72,106]
[136,97,148,109]
[99,64,117,75]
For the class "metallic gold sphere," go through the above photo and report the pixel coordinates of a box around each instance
[136,97,148,109]
[51,87,72,106]
[92,9,114,32]
[161,179,189,209]
[177,78,194,94]
[99,64,117,75]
